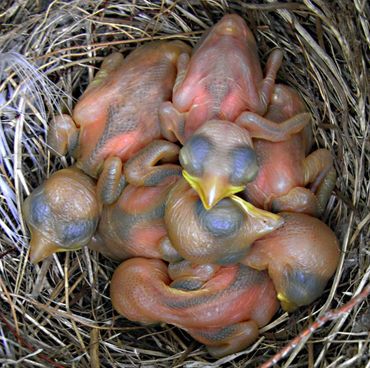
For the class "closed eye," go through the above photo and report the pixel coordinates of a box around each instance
[179,135,212,176]
[229,146,258,185]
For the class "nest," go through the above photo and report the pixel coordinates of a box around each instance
[0,1,369,367]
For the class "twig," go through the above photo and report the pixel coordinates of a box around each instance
[0,246,16,259]
[260,284,370,368]
[0,313,65,368]
[89,327,100,368]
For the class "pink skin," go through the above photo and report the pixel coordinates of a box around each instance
[242,84,336,216]
[89,176,179,261]
[160,14,283,143]
[24,140,182,263]
[48,41,191,205]
[88,140,182,261]
[73,41,190,177]
[111,258,278,357]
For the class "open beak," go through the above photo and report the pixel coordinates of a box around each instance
[182,170,244,210]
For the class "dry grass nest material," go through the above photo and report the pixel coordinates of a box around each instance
[0,1,369,367]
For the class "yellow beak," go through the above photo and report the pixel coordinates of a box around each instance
[182,170,244,210]
[230,195,282,223]
[28,227,82,263]
[277,292,298,313]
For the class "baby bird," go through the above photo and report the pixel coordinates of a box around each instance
[24,140,181,263]
[23,167,100,263]
[89,140,182,260]
[178,119,259,209]
[164,177,283,265]
[242,212,340,312]
[160,15,309,209]
[160,14,284,143]
[241,84,336,216]
[110,257,278,357]
[48,41,191,205]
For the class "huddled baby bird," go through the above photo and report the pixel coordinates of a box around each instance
[24,14,340,357]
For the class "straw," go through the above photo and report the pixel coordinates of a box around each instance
[0,1,368,366]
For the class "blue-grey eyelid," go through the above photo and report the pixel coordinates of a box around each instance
[28,187,51,225]
[58,219,96,246]
[181,135,212,175]
[195,198,243,238]
[230,146,257,184]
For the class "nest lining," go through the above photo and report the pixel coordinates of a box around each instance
[0,1,369,367]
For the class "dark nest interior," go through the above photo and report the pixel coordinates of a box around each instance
[0,1,369,367]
